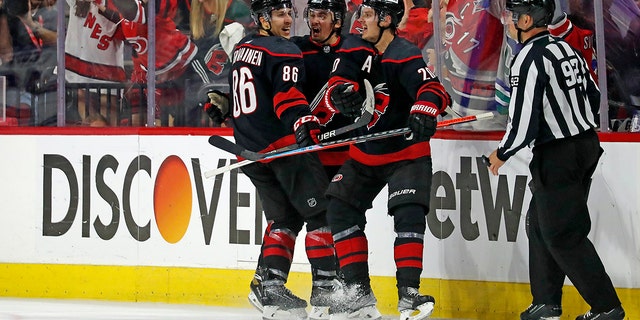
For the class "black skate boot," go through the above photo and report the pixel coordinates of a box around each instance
[248,271,265,312]
[520,304,562,320]
[248,268,307,320]
[575,306,625,320]
[397,287,435,320]
[328,284,382,320]
[309,278,342,320]
[262,280,308,320]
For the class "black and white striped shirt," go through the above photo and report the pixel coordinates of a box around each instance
[497,31,600,161]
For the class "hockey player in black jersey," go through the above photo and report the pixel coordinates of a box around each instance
[247,1,349,319]
[242,0,352,320]
[320,0,451,318]
[226,0,339,319]
[487,1,625,320]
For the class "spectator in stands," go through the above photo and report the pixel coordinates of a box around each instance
[108,0,211,126]
[397,0,433,49]
[4,0,58,126]
[83,112,110,127]
[0,0,13,65]
[65,0,128,126]
[441,0,507,131]
[186,0,253,126]
[567,0,640,130]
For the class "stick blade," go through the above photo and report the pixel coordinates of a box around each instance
[208,136,264,161]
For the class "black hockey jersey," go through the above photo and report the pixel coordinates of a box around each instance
[291,34,352,166]
[327,35,450,166]
[229,33,311,154]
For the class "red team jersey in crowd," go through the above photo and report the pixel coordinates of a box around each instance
[548,13,597,82]
[397,7,433,49]
[64,0,127,83]
[443,0,503,112]
[120,0,197,83]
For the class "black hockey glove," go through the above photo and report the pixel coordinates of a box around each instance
[328,83,363,118]
[408,102,439,141]
[202,90,230,125]
[293,115,321,147]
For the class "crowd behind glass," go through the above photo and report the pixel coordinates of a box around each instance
[0,0,638,130]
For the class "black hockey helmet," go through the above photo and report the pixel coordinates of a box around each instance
[505,0,555,27]
[361,0,404,27]
[305,0,347,21]
[250,0,296,24]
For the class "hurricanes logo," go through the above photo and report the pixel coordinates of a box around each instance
[368,83,390,129]
[128,36,148,55]
[205,43,229,75]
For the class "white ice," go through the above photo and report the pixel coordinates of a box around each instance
[0,298,460,319]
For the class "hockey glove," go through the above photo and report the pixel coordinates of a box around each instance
[328,83,364,118]
[293,115,321,147]
[203,90,230,124]
[408,102,439,141]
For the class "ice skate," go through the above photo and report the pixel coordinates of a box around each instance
[248,273,265,312]
[329,285,382,320]
[397,287,435,320]
[247,269,307,320]
[261,282,308,320]
[520,304,561,320]
[575,306,625,320]
[309,278,343,320]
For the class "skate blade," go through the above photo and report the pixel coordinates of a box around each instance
[329,312,349,320]
[262,306,307,320]
[248,291,264,312]
[399,301,434,320]
[309,306,330,320]
[348,305,382,319]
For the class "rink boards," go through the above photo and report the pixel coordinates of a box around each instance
[0,128,638,319]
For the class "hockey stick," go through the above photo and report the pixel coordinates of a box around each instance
[204,112,494,178]
[209,79,376,161]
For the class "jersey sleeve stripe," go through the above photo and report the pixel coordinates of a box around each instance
[274,87,308,118]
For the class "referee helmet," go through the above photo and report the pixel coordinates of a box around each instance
[506,0,555,27]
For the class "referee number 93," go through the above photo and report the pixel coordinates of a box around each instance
[561,58,585,87]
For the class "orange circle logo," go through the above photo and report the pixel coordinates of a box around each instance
[154,156,192,243]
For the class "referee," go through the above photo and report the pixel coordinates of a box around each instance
[487,0,625,320]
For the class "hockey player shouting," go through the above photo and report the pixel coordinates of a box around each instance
[321,0,451,319]
[246,0,351,319]
[227,0,338,319]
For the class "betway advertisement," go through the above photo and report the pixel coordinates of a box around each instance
[0,134,638,288]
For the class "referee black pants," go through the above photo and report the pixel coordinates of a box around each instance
[527,129,621,312]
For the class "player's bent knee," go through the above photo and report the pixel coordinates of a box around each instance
[271,215,305,235]
[326,198,364,234]
[392,204,426,234]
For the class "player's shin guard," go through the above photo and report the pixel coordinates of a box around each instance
[393,205,433,320]
[263,227,297,281]
[306,226,340,320]
[333,225,370,290]
[249,227,300,315]
[306,226,339,283]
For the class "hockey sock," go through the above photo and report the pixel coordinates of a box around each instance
[305,226,338,283]
[255,220,274,273]
[262,228,297,282]
[393,204,426,288]
[333,225,370,291]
